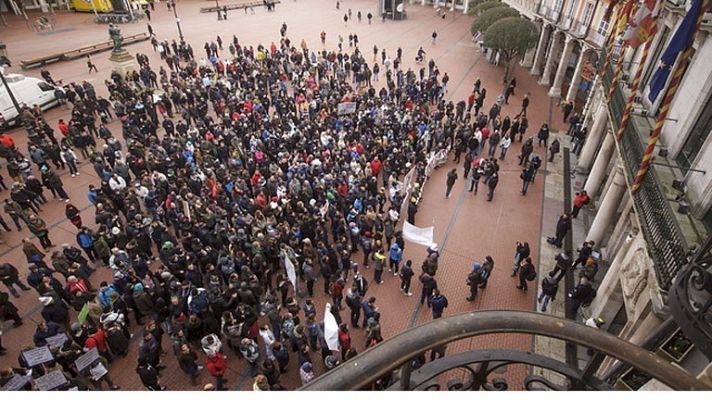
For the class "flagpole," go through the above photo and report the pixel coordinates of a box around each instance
[631,0,708,194]
[601,0,633,77]
[615,0,662,139]
[615,38,654,139]
[606,53,626,102]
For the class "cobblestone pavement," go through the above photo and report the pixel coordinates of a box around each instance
[0,0,566,390]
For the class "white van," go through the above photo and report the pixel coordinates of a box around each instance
[0,73,62,126]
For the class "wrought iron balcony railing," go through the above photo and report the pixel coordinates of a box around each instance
[669,235,712,360]
[601,65,690,291]
[301,311,710,391]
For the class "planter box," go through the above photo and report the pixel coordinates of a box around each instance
[615,368,652,391]
[657,328,694,363]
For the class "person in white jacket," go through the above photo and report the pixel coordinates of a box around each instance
[499,133,512,160]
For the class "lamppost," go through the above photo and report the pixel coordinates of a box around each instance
[0,44,22,119]
[170,1,184,42]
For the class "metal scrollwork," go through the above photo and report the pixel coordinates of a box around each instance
[301,311,711,391]
[669,237,712,360]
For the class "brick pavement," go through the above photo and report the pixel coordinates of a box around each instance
[0,0,565,390]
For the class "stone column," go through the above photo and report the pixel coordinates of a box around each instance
[583,131,615,195]
[463,0,469,13]
[577,103,608,172]
[520,46,536,68]
[451,0,456,11]
[566,47,588,103]
[539,32,561,86]
[586,166,627,245]
[548,36,575,97]
[530,25,551,76]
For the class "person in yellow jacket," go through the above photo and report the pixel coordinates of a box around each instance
[371,243,386,284]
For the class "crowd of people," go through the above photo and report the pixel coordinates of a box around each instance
[0,9,592,391]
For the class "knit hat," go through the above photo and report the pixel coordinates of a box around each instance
[324,355,339,370]
[473,262,481,270]
[301,362,313,372]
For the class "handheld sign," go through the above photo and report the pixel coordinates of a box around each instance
[34,370,68,391]
[74,347,100,372]
[21,346,54,367]
[45,333,69,348]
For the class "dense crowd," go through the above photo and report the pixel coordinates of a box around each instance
[0,15,569,389]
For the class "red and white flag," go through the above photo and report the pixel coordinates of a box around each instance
[623,0,662,48]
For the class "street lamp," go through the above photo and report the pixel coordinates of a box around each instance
[0,43,22,119]
[170,1,184,42]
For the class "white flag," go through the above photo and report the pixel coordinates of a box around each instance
[323,303,340,351]
[403,221,435,247]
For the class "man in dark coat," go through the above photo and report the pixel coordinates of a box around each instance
[0,262,31,297]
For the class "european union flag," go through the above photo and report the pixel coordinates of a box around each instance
[648,0,704,102]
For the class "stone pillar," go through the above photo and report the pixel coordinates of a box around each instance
[530,25,551,76]
[422,0,427,6]
[577,104,608,172]
[539,32,561,86]
[463,0,469,13]
[583,131,615,194]
[586,166,626,245]
[548,36,575,97]
[451,0,456,11]
[566,47,588,103]
[520,46,536,68]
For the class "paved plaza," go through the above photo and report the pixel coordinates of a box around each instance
[0,0,567,390]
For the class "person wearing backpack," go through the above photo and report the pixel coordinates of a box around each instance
[567,277,596,317]
[520,167,534,196]
[528,154,542,182]
[466,263,484,301]
[538,271,559,312]
[517,257,536,291]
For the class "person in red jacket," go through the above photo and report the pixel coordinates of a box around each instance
[337,323,351,360]
[370,157,382,176]
[572,190,590,218]
[205,352,227,390]
[85,325,113,362]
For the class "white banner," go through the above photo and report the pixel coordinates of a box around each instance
[403,221,435,248]
[337,102,356,115]
[323,303,340,351]
[284,254,297,289]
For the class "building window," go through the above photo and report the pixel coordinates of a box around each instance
[596,18,610,36]
[676,90,712,171]
[581,2,594,26]
[553,0,564,12]
[642,27,669,94]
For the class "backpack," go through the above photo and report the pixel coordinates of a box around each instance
[525,269,537,281]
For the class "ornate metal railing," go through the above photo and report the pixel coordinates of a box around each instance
[602,65,689,291]
[669,236,712,360]
[301,311,710,391]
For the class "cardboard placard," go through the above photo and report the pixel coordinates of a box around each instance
[33,370,67,391]
[45,333,69,348]
[74,347,99,372]
[337,102,356,115]
[90,363,108,381]
[21,346,54,367]
[1,374,32,391]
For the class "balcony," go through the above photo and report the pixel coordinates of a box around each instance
[537,3,551,17]
[602,66,691,291]
[548,7,562,22]
[569,18,589,37]
[559,14,573,29]
[301,311,710,390]
[665,0,712,31]
[588,31,606,48]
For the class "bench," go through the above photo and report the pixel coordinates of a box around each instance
[200,0,280,13]
[20,33,149,70]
